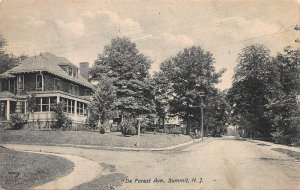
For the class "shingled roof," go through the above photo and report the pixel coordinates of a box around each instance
[0,53,94,90]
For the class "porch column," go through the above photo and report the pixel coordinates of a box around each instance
[57,96,60,103]
[74,100,77,116]
[6,100,10,120]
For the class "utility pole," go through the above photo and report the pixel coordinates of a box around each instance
[199,91,205,141]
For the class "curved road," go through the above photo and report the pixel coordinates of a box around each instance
[4,138,300,190]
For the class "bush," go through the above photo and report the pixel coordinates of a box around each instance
[125,125,137,135]
[50,102,72,130]
[99,126,105,134]
[87,112,98,130]
[9,114,25,130]
[120,120,137,136]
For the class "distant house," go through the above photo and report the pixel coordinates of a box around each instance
[0,52,94,126]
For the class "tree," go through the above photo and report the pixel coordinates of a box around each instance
[90,77,116,128]
[152,71,171,131]
[0,35,21,74]
[157,46,224,135]
[90,37,155,119]
[51,101,72,130]
[229,44,280,137]
[268,47,300,142]
[26,93,37,128]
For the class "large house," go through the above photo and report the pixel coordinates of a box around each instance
[0,52,94,127]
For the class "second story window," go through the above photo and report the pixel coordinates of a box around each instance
[75,85,79,95]
[54,78,61,90]
[69,67,73,77]
[73,69,78,78]
[17,75,24,90]
[69,83,75,94]
[85,89,90,96]
[36,74,43,90]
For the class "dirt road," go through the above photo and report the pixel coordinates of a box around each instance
[4,138,300,190]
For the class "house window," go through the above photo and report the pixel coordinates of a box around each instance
[85,89,90,96]
[60,97,68,112]
[77,102,86,116]
[50,97,56,111]
[17,75,24,90]
[73,69,77,78]
[72,85,76,95]
[67,99,75,114]
[75,85,79,95]
[54,78,61,90]
[36,74,43,90]
[69,67,73,77]
[35,97,41,112]
[42,97,50,112]
[68,84,74,94]
[21,101,26,113]
[34,97,56,112]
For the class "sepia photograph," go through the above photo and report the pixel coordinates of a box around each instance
[0,0,299,189]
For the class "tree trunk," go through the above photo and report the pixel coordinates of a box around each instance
[162,115,166,133]
[186,113,190,135]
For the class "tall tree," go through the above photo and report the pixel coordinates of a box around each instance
[90,77,117,126]
[90,37,155,119]
[152,70,171,131]
[269,47,300,141]
[229,44,279,137]
[157,46,224,134]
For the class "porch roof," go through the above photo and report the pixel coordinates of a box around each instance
[0,91,17,99]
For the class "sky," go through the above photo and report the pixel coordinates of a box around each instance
[0,0,299,90]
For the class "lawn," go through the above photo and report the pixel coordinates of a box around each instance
[0,129,192,149]
[0,146,74,190]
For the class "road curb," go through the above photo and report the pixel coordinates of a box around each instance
[1,137,208,152]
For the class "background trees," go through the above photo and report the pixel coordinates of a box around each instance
[0,36,25,74]
[90,37,155,120]
[154,46,225,135]
[229,44,299,143]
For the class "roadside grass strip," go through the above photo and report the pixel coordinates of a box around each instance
[272,148,300,161]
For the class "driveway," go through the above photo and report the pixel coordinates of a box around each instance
[4,138,300,190]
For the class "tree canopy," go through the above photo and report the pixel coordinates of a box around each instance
[155,46,225,134]
[0,35,27,74]
[90,37,155,118]
[228,44,300,141]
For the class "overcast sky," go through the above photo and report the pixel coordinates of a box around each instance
[0,0,299,90]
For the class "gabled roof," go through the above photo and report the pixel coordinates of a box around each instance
[0,53,94,90]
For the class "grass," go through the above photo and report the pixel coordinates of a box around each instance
[0,129,192,149]
[272,148,300,161]
[0,146,74,190]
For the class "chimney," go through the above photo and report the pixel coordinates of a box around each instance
[80,62,89,80]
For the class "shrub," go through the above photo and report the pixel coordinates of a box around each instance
[99,126,105,134]
[125,125,137,135]
[9,114,25,130]
[87,111,98,130]
[50,102,72,130]
[120,120,137,136]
